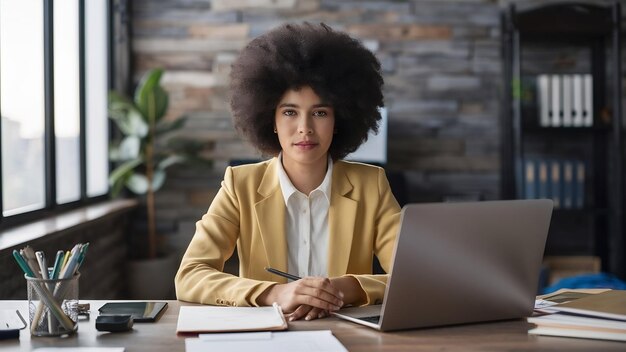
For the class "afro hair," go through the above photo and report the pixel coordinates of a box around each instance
[229,23,384,160]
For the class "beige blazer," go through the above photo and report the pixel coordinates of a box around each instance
[175,158,401,307]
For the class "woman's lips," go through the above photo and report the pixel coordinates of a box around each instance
[294,141,318,150]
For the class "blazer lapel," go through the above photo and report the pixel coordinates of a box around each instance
[328,162,357,277]
[254,158,288,278]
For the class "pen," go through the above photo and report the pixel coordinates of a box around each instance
[35,251,48,279]
[12,250,35,278]
[77,242,89,268]
[50,250,64,280]
[61,250,71,271]
[59,244,82,279]
[36,251,54,333]
[22,247,42,279]
[265,267,302,281]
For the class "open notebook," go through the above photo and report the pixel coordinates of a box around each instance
[176,303,287,334]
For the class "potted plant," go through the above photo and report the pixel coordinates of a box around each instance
[108,68,208,298]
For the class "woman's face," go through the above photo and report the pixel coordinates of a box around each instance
[274,86,335,171]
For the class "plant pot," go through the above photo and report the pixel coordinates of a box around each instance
[127,252,179,299]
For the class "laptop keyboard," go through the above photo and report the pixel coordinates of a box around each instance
[357,315,381,324]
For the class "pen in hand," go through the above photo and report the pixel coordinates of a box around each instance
[265,267,302,281]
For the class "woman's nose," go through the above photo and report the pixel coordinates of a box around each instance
[298,118,313,134]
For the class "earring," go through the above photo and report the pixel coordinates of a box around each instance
[273,128,277,133]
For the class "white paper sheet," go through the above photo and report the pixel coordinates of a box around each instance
[186,330,347,352]
[33,349,124,352]
[199,331,272,341]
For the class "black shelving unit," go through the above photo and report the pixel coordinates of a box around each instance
[501,2,624,279]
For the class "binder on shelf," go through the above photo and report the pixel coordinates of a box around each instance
[538,160,549,199]
[550,161,561,209]
[582,74,593,127]
[562,161,574,209]
[538,75,551,127]
[575,161,585,209]
[572,75,584,127]
[525,159,536,199]
[561,75,572,127]
[550,75,561,127]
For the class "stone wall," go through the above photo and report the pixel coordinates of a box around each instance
[128,0,624,257]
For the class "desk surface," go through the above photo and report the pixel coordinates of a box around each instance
[1,300,625,351]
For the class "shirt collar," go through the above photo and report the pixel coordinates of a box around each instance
[276,152,333,204]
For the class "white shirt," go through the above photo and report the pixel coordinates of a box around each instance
[276,154,333,278]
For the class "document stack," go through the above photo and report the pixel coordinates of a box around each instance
[178,304,347,351]
[537,74,593,127]
[529,290,626,342]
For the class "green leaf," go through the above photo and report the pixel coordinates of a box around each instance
[110,173,130,198]
[116,136,141,160]
[109,158,143,190]
[134,69,163,107]
[126,170,166,194]
[155,116,187,136]
[152,170,166,192]
[109,146,124,162]
[109,92,149,137]
[127,109,149,137]
[127,173,149,194]
[134,69,168,124]
[157,154,186,171]
[153,86,169,122]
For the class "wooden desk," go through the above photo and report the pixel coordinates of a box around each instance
[1,300,624,351]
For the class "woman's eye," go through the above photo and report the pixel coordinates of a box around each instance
[313,110,327,117]
[282,110,296,117]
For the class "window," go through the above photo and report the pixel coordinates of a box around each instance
[1,0,46,216]
[0,0,111,222]
[54,0,81,204]
[85,0,110,197]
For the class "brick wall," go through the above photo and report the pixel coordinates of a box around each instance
[127,0,624,257]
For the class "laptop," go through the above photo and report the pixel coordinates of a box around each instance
[333,199,553,331]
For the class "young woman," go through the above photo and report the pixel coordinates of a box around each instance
[175,23,401,321]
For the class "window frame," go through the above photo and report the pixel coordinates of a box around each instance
[0,0,114,229]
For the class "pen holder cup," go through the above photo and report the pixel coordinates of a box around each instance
[26,273,80,337]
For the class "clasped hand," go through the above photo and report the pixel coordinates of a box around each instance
[259,277,345,321]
